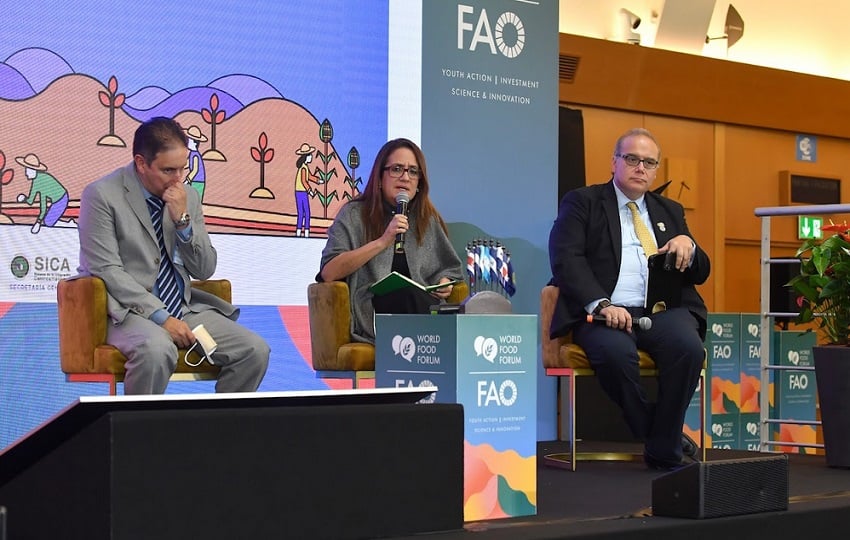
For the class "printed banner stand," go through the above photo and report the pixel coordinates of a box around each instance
[375,313,537,522]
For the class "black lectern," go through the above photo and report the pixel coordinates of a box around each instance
[0,388,463,540]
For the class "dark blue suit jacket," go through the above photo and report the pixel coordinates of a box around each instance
[548,181,710,340]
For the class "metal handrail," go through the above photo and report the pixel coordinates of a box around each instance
[753,204,850,453]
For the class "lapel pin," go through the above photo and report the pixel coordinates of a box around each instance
[657,222,666,232]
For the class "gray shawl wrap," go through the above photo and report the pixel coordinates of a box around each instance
[319,200,464,344]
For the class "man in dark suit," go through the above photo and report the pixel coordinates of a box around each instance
[77,117,269,394]
[548,128,710,470]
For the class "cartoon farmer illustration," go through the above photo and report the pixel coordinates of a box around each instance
[294,143,321,238]
[184,125,208,201]
[15,153,73,234]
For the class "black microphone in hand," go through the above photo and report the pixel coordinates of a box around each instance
[394,190,409,253]
[586,313,652,331]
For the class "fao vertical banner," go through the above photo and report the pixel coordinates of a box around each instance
[418,0,559,441]
[456,314,537,521]
[419,0,559,317]
[374,314,537,521]
[420,0,557,227]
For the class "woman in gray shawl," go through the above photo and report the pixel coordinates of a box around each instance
[318,138,464,344]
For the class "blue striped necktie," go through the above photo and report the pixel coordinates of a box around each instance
[146,197,183,319]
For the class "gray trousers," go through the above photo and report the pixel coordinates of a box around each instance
[107,308,269,394]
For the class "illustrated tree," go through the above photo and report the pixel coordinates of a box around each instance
[344,146,362,200]
[313,118,339,217]
[201,93,227,161]
[96,75,126,147]
[249,132,275,199]
[0,150,15,223]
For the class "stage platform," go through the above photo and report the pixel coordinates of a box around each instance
[4,393,850,539]
[392,440,850,540]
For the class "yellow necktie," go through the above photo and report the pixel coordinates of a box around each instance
[627,201,657,257]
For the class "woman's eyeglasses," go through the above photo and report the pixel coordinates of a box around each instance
[383,164,421,179]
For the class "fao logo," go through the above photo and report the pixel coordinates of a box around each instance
[477,379,517,407]
[418,380,437,404]
[10,255,29,279]
[458,5,526,58]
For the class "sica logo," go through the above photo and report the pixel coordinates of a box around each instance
[10,255,29,279]
[457,5,526,58]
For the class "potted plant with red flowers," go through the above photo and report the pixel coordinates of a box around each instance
[789,220,850,467]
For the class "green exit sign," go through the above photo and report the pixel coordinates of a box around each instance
[798,216,823,239]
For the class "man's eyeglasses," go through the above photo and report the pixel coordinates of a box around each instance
[616,153,660,170]
[383,164,421,179]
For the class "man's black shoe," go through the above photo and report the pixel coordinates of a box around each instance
[682,433,699,461]
[644,452,686,471]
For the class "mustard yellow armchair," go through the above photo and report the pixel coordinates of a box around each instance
[57,276,224,395]
[540,284,706,470]
[307,280,469,387]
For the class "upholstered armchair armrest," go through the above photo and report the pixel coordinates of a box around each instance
[448,281,469,304]
[308,281,354,371]
[540,285,570,368]
[58,276,108,374]
[191,279,232,303]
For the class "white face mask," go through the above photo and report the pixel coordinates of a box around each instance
[185,324,218,367]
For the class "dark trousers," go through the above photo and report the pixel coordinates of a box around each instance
[572,307,704,463]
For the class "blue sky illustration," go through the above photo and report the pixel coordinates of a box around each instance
[1,0,390,170]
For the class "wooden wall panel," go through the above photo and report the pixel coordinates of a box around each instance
[724,244,761,313]
[569,107,641,185]
[560,33,850,318]
[560,33,850,139]
[643,117,716,309]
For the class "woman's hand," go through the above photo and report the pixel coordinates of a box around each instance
[430,277,455,300]
[381,213,409,248]
[320,214,409,282]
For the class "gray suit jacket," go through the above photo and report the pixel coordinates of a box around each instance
[77,162,237,324]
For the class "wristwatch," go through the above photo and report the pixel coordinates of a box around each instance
[593,299,612,315]
[174,212,191,229]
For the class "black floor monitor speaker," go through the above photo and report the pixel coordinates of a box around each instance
[652,455,789,519]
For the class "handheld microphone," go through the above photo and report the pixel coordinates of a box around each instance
[394,190,409,253]
[586,313,652,331]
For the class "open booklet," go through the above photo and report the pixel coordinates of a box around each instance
[369,271,462,297]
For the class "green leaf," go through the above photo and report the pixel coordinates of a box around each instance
[316,190,339,207]
[812,246,831,275]
[316,151,337,164]
[316,168,339,183]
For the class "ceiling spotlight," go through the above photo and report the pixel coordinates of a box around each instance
[706,4,745,47]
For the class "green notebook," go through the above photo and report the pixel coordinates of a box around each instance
[369,271,461,297]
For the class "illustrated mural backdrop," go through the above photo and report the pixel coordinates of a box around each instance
[0,0,558,450]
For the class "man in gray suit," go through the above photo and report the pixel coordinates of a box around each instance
[78,117,269,394]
